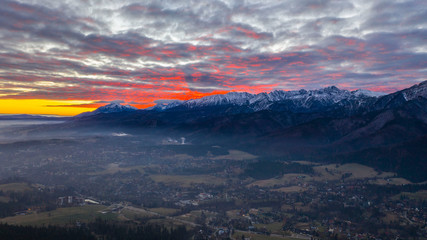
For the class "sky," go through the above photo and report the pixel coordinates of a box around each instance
[0,0,426,115]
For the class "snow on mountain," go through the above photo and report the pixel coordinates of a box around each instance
[183,92,254,108]
[399,80,427,101]
[368,80,427,110]
[78,84,406,117]
[93,103,138,114]
[352,89,386,97]
[146,100,184,111]
[75,103,138,117]
[153,86,385,112]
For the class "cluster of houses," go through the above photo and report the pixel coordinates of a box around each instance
[175,192,213,207]
[57,196,99,206]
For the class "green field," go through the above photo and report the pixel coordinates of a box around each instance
[312,163,394,181]
[119,208,154,220]
[248,173,312,188]
[0,205,116,226]
[150,174,226,187]
[212,150,258,161]
[87,163,145,175]
[254,222,286,235]
[149,207,179,216]
[249,163,401,188]
[147,218,188,229]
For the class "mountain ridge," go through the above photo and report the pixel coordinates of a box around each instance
[152,86,386,113]
[75,84,392,119]
[9,80,427,182]
[76,102,138,118]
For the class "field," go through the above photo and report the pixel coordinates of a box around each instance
[87,163,145,175]
[176,210,204,223]
[212,150,258,161]
[291,161,319,165]
[0,205,116,226]
[161,153,195,160]
[254,222,286,235]
[248,174,312,188]
[150,174,226,187]
[249,163,399,188]
[0,182,33,192]
[271,186,306,193]
[311,163,394,181]
[382,212,399,224]
[119,207,157,220]
[158,149,257,161]
[147,218,188,229]
[369,178,412,185]
[149,207,179,216]
[393,190,427,201]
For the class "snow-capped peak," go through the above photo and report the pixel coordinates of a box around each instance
[147,100,184,111]
[352,89,386,97]
[75,103,138,117]
[149,85,388,112]
[399,80,427,101]
[150,85,387,112]
[93,103,138,114]
[183,92,254,108]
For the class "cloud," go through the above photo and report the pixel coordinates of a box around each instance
[97,100,125,104]
[0,0,425,109]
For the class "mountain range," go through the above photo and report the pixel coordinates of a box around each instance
[87,86,386,115]
[42,81,427,182]
[76,102,138,117]
[78,80,426,119]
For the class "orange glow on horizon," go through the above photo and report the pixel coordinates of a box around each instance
[0,99,98,116]
[0,80,398,116]
[0,90,232,116]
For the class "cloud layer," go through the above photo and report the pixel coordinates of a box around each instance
[0,0,426,107]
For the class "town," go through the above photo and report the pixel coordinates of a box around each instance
[0,134,425,239]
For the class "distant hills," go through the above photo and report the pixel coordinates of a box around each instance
[36,81,427,182]
[76,102,138,118]
[0,114,69,121]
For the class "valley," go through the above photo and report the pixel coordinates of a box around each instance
[0,133,425,239]
[0,82,426,239]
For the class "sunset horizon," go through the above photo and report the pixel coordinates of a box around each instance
[0,82,414,116]
[0,1,426,238]
[1,0,425,115]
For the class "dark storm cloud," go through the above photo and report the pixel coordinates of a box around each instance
[0,0,425,104]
